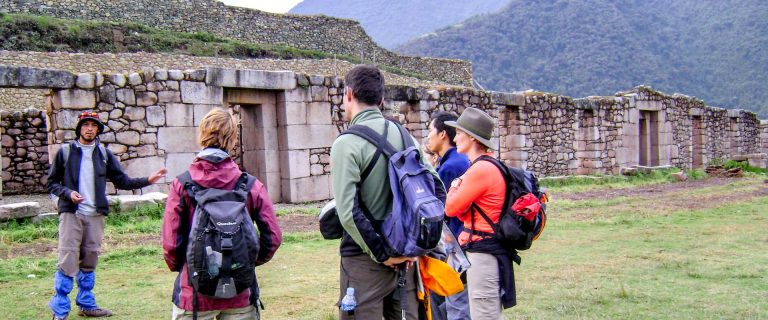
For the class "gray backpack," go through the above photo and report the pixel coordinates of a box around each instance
[177,172,259,302]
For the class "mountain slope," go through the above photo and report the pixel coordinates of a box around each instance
[288,0,508,49]
[397,0,768,117]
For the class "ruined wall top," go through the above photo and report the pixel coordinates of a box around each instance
[0,0,472,86]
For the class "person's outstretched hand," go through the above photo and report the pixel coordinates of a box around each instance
[148,168,168,184]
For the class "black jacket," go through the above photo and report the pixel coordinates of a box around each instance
[47,140,151,215]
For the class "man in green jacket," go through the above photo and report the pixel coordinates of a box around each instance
[331,65,442,319]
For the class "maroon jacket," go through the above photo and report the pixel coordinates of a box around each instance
[162,154,282,311]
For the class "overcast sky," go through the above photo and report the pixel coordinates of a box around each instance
[218,0,303,13]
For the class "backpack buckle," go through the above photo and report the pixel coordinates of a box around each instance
[221,236,233,251]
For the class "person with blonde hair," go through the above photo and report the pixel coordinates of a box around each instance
[162,108,282,320]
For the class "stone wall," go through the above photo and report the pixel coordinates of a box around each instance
[1,65,766,201]
[0,50,446,112]
[0,0,471,86]
[1,108,49,194]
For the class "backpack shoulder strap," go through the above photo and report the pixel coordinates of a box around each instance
[391,121,414,149]
[234,172,256,193]
[176,171,203,201]
[341,121,398,182]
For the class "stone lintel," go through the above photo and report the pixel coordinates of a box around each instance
[0,66,74,89]
[490,91,525,106]
[205,68,297,90]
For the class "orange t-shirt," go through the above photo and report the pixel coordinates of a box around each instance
[445,155,506,245]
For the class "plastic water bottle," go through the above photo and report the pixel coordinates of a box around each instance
[340,287,357,316]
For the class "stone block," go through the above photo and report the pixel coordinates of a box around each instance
[281,175,331,203]
[136,92,158,106]
[128,73,143,86]
[279,150,310,179]
[181,81,223,104]
[158,91,181,103]
[0,66,74,88]
[146,106,165,126]
[32,212,58,224]
[0,202,41,221]
[307,102,333,125]
[165,103,194,127]
[259,171,282,203]
[205,68,296,90]
[116,89,136,105]
[107,194,156,213]
[120,155,164,181]
[193,104,219,126]
[505,135,526,149]
[243,149,280,175]
[155,70,168,81]
[165,153,196,183]
[310,86,329,102]
[124,106,145,120]
[55,109,84,130]
[225,89,277,105]
[277,102,307,126]
[158,127,199,152]
[75,73,95,89]
[168,70,184,81]
[281,88,310,102]
[106,142,127,154]
[56,89,96,110]
[280,125,337,150]
[116,131,140,146]
[107,74,127,87]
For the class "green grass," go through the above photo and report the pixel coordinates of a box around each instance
[724,159,768,174]
[541,168,708,194]
[0,204,165,243]
[0,178,766,319]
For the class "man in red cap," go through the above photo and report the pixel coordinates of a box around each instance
[47,111,167,320]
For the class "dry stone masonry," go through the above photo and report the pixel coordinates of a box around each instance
[1,65,766,202]
[0,0,471,86]
[1,108,49,193]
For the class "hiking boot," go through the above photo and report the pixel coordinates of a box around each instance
[77,308,113,317]
[52,315,68,320]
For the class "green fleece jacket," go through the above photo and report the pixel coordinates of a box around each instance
[330,107,440,261]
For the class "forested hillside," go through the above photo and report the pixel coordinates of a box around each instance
[397,0,768,117]
[288,0,508,49]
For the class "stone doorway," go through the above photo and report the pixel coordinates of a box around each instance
[692,115,705,168]
[226,89,282,202]
[638,110,660,166]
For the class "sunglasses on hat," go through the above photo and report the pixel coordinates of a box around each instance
[79,112,98,119]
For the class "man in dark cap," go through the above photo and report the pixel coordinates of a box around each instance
[47,111,167,320]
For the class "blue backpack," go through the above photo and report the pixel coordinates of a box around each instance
[342,120,444,257]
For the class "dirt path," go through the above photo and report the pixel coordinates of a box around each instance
[555,177,738,201]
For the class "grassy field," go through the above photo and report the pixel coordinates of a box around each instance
[0,174,766,319]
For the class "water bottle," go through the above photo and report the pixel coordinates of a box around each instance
[340,287,357,316]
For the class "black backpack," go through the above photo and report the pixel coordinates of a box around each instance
[177,172,260,301]
[469,155,547,251]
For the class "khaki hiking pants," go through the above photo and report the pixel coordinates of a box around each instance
[57,212,105,277]
[338,254,419,320]
[466,252,503,320]
[171,304,259,320]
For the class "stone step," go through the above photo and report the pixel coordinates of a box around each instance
[107,192,169,213]
[0,202,41,221]
[32,212,58,224]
